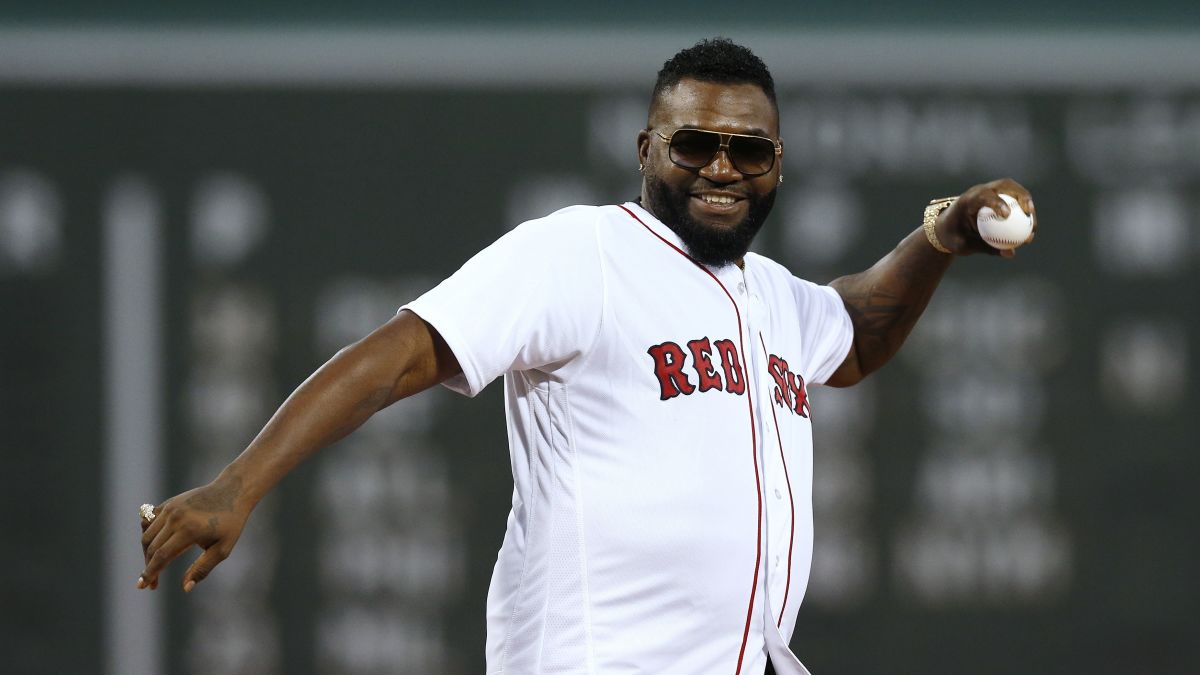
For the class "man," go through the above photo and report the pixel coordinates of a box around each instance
[138,38,1035,674]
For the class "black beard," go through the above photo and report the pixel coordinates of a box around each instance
[644,175,775,267]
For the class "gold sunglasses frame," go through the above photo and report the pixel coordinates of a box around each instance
[654,128,782,177]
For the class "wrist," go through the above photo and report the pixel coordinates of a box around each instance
[212,466,261,512]
[923,197,957,254]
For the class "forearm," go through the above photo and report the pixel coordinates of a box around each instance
[215,348,394,508]
[829,227,952,380]
[214,311,457,508]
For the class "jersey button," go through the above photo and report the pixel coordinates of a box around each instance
[774,488,782,499]
[737,282,746,294]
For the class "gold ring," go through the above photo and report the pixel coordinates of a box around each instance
[139,503,157,523]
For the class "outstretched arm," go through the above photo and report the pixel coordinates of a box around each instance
[137,309,460,591]
[825,178,1036,387]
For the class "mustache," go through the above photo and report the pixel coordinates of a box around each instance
[688,180,750,199]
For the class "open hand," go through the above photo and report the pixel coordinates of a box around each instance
[138,474,250,592]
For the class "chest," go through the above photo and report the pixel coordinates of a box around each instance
[586,253,818,445]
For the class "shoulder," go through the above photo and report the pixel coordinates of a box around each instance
[508,203,646,252]
[499,204,610,254]
[745,252,838,302]
[744,251,812,287]
[744,251,791,277]
[514,204,608,233]
[484,205,626,284]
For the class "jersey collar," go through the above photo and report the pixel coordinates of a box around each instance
[621,201,748,274]
[622,201,687,251]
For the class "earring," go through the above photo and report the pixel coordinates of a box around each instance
[639,163,645,173]
[778,175,784,184]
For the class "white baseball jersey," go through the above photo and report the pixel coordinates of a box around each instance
[403,201,854,675]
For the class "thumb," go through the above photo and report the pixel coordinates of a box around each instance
[182,545,229,592]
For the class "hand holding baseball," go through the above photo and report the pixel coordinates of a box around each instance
[935,178,1037,257]
[977,194,1033,250]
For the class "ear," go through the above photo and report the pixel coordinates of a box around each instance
[636,129,652,168]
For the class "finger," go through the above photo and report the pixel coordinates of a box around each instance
[141,512,167,561]
[987,191,1012,219]
[140,522,177,587]
[140,530,191,588]
[140,504,164,545]
[996,178,1032,215]
[183,545,230,592]
[139,531,193,589]
[1017,192,1034,216]
[139,504,159,532]
[142,516,174,567]
[140,503,163,525]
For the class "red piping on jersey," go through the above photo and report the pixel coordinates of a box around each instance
[759,332,796,627]
[618,204,763,675]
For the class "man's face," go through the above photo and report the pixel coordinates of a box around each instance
[638,78,781,267]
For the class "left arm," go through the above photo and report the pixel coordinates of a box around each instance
[825,178,1036,387]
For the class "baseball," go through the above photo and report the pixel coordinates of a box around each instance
[976,193,1032,250]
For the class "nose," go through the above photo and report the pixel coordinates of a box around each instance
[698,148,742,184]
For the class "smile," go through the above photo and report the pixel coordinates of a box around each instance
[691,192,746,213]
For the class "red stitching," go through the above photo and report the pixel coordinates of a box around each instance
[759,333,795,627]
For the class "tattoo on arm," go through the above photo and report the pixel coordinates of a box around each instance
[834,231,951,374]
[841,289,908,337]
[841,289,905,360]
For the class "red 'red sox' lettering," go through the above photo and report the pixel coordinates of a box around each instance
[713,339,746,395]
[767,354,809,418]
[646,342,696,400]
[648,336,745,400]
[649,338,807,414]
[686,338,723,393]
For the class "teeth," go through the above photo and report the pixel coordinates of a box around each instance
[700,194,737,205]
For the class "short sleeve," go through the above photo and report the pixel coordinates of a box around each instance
[791,278,854,386]
[400,207,605,397]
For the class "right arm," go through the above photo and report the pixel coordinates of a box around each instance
[137,309,460,592]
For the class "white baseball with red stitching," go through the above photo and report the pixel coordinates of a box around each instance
[976,193,1032,250]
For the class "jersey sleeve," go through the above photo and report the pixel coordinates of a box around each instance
[791,277,854,386]
[400,207,605,397]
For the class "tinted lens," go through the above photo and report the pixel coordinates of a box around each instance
[668,130,721,169]
[667,130,777,176]
[728,136,777,176]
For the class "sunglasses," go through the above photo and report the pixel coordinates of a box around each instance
[654,128,782,177]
